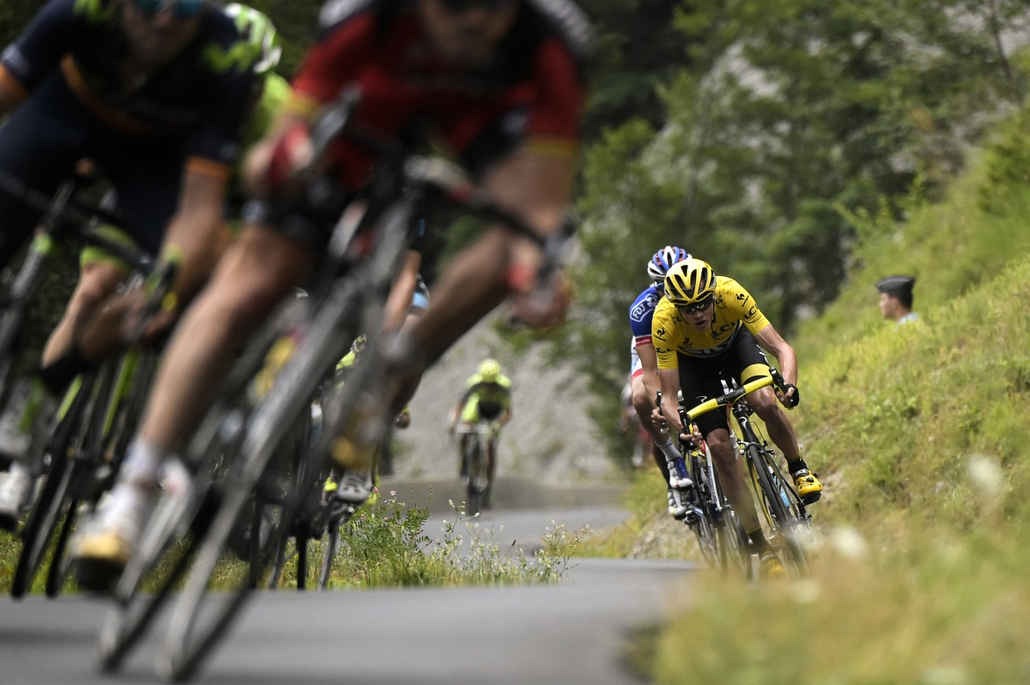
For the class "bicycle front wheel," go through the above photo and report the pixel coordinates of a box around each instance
[746,444,810,576]
[465,436,483,517]
[686,453,720,569]
[10,374,95,598]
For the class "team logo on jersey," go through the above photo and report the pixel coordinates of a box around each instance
[630,292,658,323]
[201,42,257,74]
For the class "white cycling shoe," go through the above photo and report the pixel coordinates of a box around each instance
[0,466,34,531]
[334,468,373,505]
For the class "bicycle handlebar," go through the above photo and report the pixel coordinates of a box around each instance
[303,87,558,253]
[0,167,125,231]
[679,375,774,424]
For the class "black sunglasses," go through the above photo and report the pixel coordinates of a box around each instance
[676,297,714,314]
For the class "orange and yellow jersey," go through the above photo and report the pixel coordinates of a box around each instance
[652,277,771,368]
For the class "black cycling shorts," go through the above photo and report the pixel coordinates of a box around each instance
[676,328,771,437]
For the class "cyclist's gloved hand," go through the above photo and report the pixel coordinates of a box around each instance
[779,383,800,408]
[506,268,571,330]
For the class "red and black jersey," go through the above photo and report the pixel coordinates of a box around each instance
[291,0,591,187]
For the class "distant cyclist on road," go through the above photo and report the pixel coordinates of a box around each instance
[652,257,823,579]
[449,359,512,510]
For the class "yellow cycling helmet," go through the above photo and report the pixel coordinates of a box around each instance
[479,359,502,383]
[664,258,717,307]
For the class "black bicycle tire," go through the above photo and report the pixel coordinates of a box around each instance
[706,457,752,579]
[686,452,720,569]
[96,464,211,673]
[157,471,292,683]
[317,522,342,590]
[745,442,810,576]
[43,495,80,597]
[97,531,199,673]
[156,481,260,682]
[716,505,752,579]
[10,457,74,597]
[10,375,95,598]
[158,320,344,680]
[466,435,482,517]
[755,447,810,576]
[45,352,133,598]
[296,535,308,591]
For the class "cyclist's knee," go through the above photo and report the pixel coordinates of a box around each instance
[706,430,735,463]
[67,262,127,320]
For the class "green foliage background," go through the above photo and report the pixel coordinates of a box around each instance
[3,0,1030,466]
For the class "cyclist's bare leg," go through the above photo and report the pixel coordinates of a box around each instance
[706,428,762,533]
[138,224,312,451]
[400,150,573,372]
[747,386,801,461]
[630,373,672,480]
[406,227,511,368]
[41,261,128,366]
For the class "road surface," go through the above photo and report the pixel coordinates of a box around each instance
[0,503,698,685]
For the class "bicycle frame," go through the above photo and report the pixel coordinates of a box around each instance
[680,374,812,576]
[455,421,495,514]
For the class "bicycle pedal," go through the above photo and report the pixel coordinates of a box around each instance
[800,491,822,504]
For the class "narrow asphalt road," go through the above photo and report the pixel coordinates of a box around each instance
[0,503,698,685]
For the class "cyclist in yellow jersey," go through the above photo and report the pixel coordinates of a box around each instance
[651,258,823,578]
[449,359,512,509]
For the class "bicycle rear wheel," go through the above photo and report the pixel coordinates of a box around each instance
[316,506,352,590]
[10,373,95,598]
[156,474,289,682]
[465,436,483,516]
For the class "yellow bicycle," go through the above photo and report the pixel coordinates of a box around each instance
[680,372,812,577]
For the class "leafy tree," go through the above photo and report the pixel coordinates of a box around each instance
[566,0,1030,460]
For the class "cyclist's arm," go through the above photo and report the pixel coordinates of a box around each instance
[498,396,513,425]
[240,107,312,198]
[451,386,475,427]
[754,323,798,388]
[658,367,685,434]
[637,343,660,410]
[162,163,232,300]
[0,0,81,116]
[242,11,372,197]
[0,78,21,117]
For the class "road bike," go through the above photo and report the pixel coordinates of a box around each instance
[0,169,173,597]
[675,429,752,578]
[93,86,563,681]
[679,371,813,577]
[455,420,498,516]
[0,170,131,457]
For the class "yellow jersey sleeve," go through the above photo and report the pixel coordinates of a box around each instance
[652,298,683,370]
